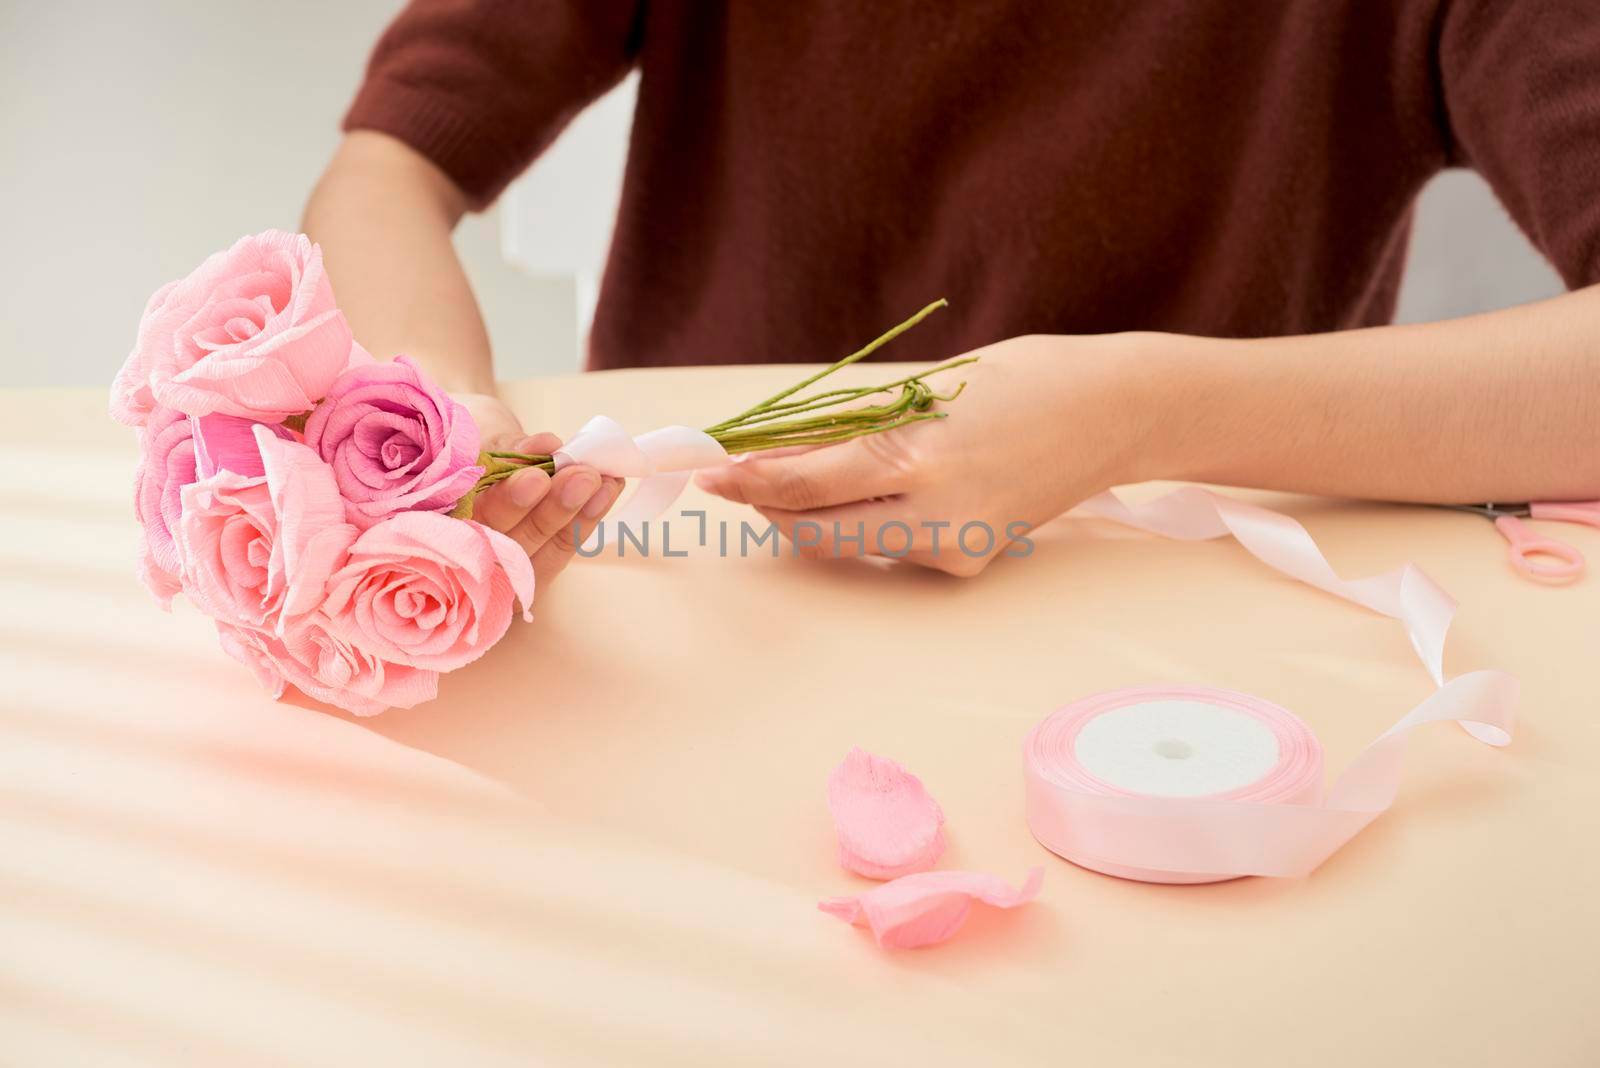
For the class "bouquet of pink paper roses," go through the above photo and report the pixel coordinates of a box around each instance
[115,230,968,714]
[112,230,531,714]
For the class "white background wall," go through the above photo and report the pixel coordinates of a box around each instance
[1,0,574,389]
[0,0,1566,389]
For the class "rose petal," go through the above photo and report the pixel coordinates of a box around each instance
[344,341,376,370]
[111,281,180,427]
[157,308,352,420]
[819,868,1044,950]
[218,618,439,716]
[255,425,357,622]
[191,413,294,479]
[132,406,198,605]
[826,748,946,879]
[475,520,535,622]
[177,471,277,628]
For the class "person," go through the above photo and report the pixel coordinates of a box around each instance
[303,1,1600,579]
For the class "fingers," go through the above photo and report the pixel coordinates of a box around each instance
[472,432,565,532]
[472,466,554,536]
[695,437,911,511]
[531,474,623,587]
[473,432,569,521]
[476,444,611,561]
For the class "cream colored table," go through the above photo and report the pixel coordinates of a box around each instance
[2,370,1596,1067]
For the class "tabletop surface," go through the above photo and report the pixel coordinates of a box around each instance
[2,368,1596,1067]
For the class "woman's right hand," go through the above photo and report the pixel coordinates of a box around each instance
[454,392,623,587]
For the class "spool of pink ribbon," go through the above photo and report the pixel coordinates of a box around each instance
[1025,488,1518,883]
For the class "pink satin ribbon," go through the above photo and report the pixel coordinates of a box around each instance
[553,416,730,548]
[1024,488,1518,882]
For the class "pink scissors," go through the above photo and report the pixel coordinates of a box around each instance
[1446,501,1600,582]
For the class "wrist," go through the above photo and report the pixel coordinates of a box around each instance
[1052,331,1221,488]
[1110,331,1240,486]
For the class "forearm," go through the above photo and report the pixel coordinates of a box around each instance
[301,131,496,395]
[1138,285,1600,503]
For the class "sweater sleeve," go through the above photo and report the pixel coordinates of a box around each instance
[342,0,643,208]
[1438,0,1600,289]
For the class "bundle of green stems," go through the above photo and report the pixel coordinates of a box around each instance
[467,298,973,497]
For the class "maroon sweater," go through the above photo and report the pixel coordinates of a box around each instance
[345,1,1600,371]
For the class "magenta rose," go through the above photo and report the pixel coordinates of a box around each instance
[177,427,357,630]
[321,511,534,673]
[302,355,484,528]
[217,618,439,717]
[132,406,199,607]
[111,230,354,426]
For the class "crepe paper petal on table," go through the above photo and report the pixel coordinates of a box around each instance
[826,748,946,879]
[819,868,1045,950]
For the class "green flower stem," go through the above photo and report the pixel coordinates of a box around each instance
[703,298,949,433]
[454,299,968,518]
[719,412,948,453]
[710,357,977,432]
[736,353,977,414]
[711,381,964,444]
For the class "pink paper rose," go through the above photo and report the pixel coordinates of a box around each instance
[178,427,356,630]
[322,511,534,673]
[133,409,294,606]
[217,618,439,717]
[303,355,484,528]
[132,406,199,607]
[111,230,353,426]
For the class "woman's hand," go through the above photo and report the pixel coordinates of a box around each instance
[695,334,1168,576]
[453,392,623,586]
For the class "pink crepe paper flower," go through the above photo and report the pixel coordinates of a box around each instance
[111,230,353,426]
[132,406,199,607]
[217,619,439,717]
[191,412,297,479]
[177,427,356,631]
[321,511,534,673]
[819,868,1044,950]
[826,748,946,878]
[302,355,484,528]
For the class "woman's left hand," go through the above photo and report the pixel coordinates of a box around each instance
[453,390,623,587]
[695,333,1168,575]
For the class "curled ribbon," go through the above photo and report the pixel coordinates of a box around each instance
[553,416,730,550]
[1023,488,1518,882]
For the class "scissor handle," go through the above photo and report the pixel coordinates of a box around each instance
[1529,499,1600,528]
[1494,514,1585,581]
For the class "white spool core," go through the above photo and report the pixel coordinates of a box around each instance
[1072,699,1281,798]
